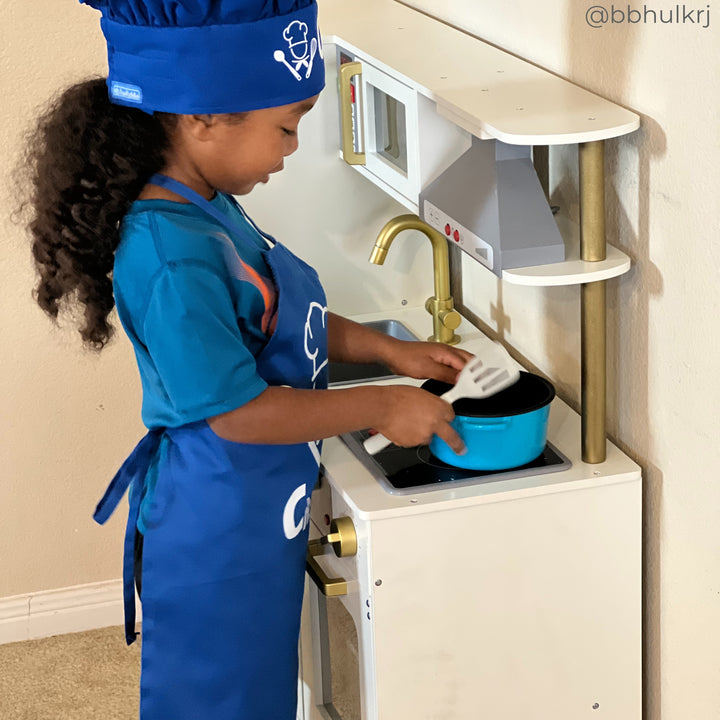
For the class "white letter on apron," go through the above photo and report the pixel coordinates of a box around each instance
[283,483,308,540]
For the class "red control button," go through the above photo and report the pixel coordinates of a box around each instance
[453,229,460,242]
[444,224,451,236]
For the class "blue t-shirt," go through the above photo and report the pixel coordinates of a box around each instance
[113,193,278,429]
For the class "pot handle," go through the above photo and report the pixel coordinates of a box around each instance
[363,432,391,455]
[461,417,512,430]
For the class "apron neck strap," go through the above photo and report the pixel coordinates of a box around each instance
[148,173,274,245]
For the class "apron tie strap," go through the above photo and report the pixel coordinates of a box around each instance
[148,173,276,245]
[94,430,163,645]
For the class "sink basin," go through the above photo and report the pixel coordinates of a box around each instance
[360,319,418,342]
[328,319,419,385]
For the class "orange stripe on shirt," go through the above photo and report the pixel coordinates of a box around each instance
[236,258,278,336]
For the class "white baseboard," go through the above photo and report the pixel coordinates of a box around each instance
[0,580,141,645]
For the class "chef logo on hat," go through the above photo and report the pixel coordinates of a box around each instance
[273,20,319,81]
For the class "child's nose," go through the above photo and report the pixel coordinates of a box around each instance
[284,135,299,156]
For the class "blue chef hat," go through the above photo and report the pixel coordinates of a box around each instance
[80,0,325,114]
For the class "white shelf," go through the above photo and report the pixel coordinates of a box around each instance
[500,215,631,286]
[502,244,631,286]
[319,0,640,145]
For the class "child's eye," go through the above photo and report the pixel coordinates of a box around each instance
[282,128,296,137]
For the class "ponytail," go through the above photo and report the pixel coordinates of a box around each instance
[18,78,175,350]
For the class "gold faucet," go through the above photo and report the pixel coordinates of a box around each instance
[369,214,462,345]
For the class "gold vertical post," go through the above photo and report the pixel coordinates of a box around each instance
[579,140,607,463]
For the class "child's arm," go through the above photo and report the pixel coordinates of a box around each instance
[208,312,473,451]
[327,312,473,384]
[207,383,464,452]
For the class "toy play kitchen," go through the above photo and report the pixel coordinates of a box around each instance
[299,1,642,719]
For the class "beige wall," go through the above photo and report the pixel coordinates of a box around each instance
[406,2,720,720]
[1,2,146,594]
[2,1,719,719]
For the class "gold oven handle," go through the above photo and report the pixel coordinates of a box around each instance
[306,542,347,597]
[339,62,366,166]
[305,517,357,597]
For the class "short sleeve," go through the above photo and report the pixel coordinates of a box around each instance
[143,262,268,420]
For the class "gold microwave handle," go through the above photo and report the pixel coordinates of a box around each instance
[306,516,357,597]
[339,62,366,166]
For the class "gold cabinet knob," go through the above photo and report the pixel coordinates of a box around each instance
[439,309,462,330]
[323,516,357,557]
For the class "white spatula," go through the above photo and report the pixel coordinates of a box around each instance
[363,341,521,455]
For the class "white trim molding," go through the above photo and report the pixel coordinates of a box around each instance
[0,580,141,645]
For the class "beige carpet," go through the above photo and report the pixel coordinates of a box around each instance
[0,627,140,720]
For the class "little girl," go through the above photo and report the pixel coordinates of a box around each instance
[21,1,469,718]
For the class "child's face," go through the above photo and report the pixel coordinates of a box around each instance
[180,96,319,196]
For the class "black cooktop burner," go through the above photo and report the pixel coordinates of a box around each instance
[340,430,571,495]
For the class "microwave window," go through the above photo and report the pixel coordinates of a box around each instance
[371,86,408,175]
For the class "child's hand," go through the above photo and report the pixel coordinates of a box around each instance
[383,340,474,385]
[374,385,465,453]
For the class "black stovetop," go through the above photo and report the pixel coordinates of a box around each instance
[340,429,571,495]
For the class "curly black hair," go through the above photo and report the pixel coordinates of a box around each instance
[17,78,175,350]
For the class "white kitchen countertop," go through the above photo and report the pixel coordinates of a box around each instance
[321,305,641,520]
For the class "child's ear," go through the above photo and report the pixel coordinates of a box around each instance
[183,114,218,141]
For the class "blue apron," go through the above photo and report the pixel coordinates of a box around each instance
[94,175,328,719]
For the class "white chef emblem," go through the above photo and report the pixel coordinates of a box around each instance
[273,20,319,81]
[304,301,327,468]
[304,301,328,385]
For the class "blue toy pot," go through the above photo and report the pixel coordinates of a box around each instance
[423,372,555,471]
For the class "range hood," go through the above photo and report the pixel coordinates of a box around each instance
[419,138,565,277]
